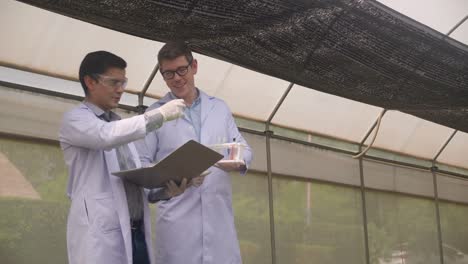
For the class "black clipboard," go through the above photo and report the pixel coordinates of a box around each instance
[112,140,223,188]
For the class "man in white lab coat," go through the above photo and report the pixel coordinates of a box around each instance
[135,42,253,264]
[59,51,190,264]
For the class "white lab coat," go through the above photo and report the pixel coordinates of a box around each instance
[136,91,253,264]
[59,102,155,264]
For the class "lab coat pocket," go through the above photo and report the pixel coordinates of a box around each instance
[93,194,121,234]
[69,197,89,226]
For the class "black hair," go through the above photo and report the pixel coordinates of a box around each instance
[79,51,126,95]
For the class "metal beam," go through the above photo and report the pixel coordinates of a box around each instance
[446,15,468,37]
[265,130,277,264]
[137,62,159,113]
[0,80,139,113]
[266,82,294,129]
[359,154,371,264]
[264,82,293,264]
[433,130,457,162]
[268,132,468,180]
[431,165,445,264]
[429,24,468,259]
[3,80,468,181]
[359,109,387,147]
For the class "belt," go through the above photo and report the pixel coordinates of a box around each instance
[130,219,143,230]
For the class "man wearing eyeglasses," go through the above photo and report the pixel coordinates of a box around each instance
[59,50,191,264]
[135,42,253,264]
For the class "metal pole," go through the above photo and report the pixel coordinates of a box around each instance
[241,125,468,181]
[265,82,294,264]
[433,130,457,162]
[137,62,159,113]
[306,182,311,225]
[266,83,294,124]
[356,110,387,264]
[359,149,371,264]
[430,129,458,264]
[445,15,468,37]
[431,164,445,264]
[306,134,312,226]
[428,20,468,260]
[265,130,277,264]
[359,109,387,146]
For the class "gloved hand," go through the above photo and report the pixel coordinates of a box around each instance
[158,99,186,121]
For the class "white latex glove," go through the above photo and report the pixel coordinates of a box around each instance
[158,99,186,121]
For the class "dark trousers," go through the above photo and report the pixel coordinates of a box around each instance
[131,220,150,264]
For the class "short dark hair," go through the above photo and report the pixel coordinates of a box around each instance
[158,41,193,66]
[79,51,127,95]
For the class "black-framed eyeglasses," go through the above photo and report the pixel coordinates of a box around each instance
[160,60,193,80]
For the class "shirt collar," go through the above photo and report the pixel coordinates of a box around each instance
[169,88,201,108]
[83,100,120,121]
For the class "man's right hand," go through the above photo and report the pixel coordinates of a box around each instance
[190,170,210,187]
[158,99,186,121]
[165,178,188,198]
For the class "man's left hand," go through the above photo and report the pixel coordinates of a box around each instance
[215,160,246,172]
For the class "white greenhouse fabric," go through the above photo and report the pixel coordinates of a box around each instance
[1,0,468,169]
[272,85,383,143]
[437,132,468,169]
[377,0,468,36]
[369,111,455,160]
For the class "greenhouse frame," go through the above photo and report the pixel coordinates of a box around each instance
[1,0,468,263]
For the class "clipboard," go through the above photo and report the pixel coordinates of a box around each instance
[112,140,223,188]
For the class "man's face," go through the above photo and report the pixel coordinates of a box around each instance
[160,55,198,100]
[85,67,126,111]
